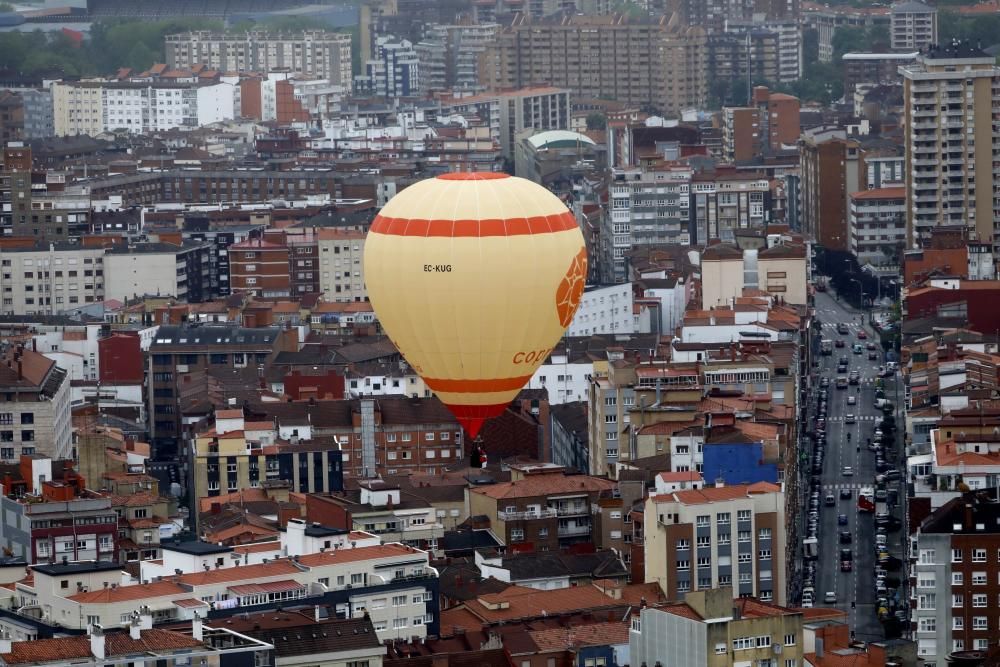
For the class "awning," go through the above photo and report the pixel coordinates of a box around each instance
[173,598,210,609]
[228,579,304,596]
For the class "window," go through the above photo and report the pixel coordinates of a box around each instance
[697,557,711,568]
[952,594,964,608]
[973,616,988,630]
[918,618,936,633]
[918,573,936,588]
[953,548,963,562]
[676,560,690,571]
[392,595,407,606]
[20,430,33,442]
[737,510,752,521]
[716,512,730,525]
[676,539,690,550]
[393,618,407,629]
[19,413,32,425]
[758,528,771,540]
[738,531,751,542]
[918,549,936,565]
[696,535,710,547]
[973,572,987,585]
[917,594,936,610]
[972,593,988,607]
[954,617,964,630]
[718,533,731,545]
[952,572,964,585]
[738,553,752,563]
[784,634,796,647]
[511,529,524,542]
[759,549,771,560]
[972,548,987,562]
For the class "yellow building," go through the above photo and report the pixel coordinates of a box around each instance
[52,82,104,137]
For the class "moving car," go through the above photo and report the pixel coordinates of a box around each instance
[837,323,849,335]
[837,514,848,525]
[825,494,836,506]
[845,413,856,424]
[835,339,845,348]
[857,330,867,339]
[840,488,852,499]
[841,559,852,572]
[839,531,852,544]
[824,591,837,603]
[847,395,856,405]
[842,466,854,476]
[868,350,878,360]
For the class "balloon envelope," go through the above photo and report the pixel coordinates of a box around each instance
[363,172,587,438]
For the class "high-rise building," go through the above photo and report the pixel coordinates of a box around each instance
[165,31,353,88]
[481,13,707,117]
[900,43,1000,249]
[848,187,906,266]
[722,87,800,162]
[356,36,420,98]
[643,482,787,604]
[890,0,937,52]
[416,22,498,94]
[799,128,861,252]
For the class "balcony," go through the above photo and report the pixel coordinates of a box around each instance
[498,508,557,521]
[557,522,591,537]
[551,502,589,517]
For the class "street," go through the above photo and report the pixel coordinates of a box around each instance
[804,290,905,641]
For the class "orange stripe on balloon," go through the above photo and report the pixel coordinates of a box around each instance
[436,172,510,181]
[370,211,578,238]
[423,375,534,393]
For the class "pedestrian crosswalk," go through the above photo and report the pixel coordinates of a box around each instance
[820,322,868,332]
[824,415,880,422]
[821,483,867,491]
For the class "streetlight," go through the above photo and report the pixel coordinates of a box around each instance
[851,278,864,312]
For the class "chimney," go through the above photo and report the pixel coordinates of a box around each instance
[139,606,153,630]
[16,359,22,381]
[129,614,141,640]
[965,502,974,530]
[192,612,203,641]
[715,478,725,489]
[0,629,10,654]
[314,605,321,623]
[90,624,106,660]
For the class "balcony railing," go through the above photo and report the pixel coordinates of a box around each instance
[498,509,557,521]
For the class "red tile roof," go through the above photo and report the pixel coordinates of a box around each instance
[1,629,203,665]
[67,581,188,604]
[469,473,616,500]
[528,622,629,652]
[652,481,781,505]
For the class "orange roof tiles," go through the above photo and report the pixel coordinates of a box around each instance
[469,473,617,500]
[653,481,781,505]
[297,543,417,567]
[1,630,203,665]
[657,471,704,483]
[528,622,629,652]
[68,580,188,604]
[460,585,624,624]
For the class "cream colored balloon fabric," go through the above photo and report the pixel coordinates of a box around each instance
[364,173,587,437]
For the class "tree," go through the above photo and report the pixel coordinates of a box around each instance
[586,112,606,130]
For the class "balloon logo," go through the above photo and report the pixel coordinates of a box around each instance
[363,172,587,439]
[556,247,587,328]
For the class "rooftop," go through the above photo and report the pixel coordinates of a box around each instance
[0,629,204,665]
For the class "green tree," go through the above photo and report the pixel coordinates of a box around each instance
[585,112,606,130]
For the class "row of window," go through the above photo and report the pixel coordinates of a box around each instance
[677,529,770,548]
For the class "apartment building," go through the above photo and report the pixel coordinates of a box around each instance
[103,241,214,304]
[468,466,617,551]
[566,284,635,337]
[643,482,787,605]
[891,0,937,52]
[416,22,498,94]
[317,228,367,302]
[357,37,420,98]
[245,398,463,479]
[910,489,1000,664]
[165,31,353,87]
[190,409,344,501]
[804,4,890,63]
[147,325,295,454]
[724,19,802,83]
[482,14,707,118]
[842,52,919,95]
[799,128,861,252]
[900,43,1000,248]
[849,187,906,266]
[14,543,438,642]
[706,31,780,92]
[0,243,106,316]
[0,456,117,564]
[631,588,805,667]
[52,81,236,136]
[228,237,292,298]
[690,169,772,244]
[722,87,801,162]
[607,166,693,276]
[0,345,71,462]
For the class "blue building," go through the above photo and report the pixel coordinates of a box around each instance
[702,441,778,486]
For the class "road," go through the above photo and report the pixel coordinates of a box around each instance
[808,290,904,641]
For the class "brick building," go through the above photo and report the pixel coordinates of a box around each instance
[468,465,617,552]
[910,489,1000,663]
[228,237,291,298]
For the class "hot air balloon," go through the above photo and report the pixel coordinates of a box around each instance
[363,172,587,440]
